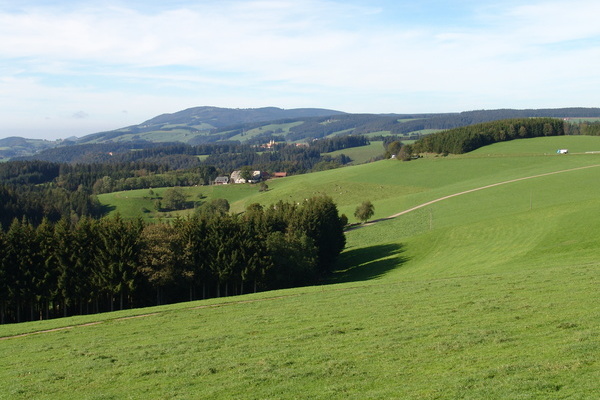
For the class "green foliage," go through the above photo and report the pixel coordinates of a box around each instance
[413,118,566,154]
[0,195,346,323]
[354,200,375,223]
[397,143,413,161]
[384,140,403,159]
[161,187,187,211]
[196,198,230,217]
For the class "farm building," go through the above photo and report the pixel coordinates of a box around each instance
[230,170,264,184]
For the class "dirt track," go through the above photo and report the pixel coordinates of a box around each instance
[359,164,600,227]
[3,164,599,340]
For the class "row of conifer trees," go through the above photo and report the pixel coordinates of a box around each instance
[0,196,346,324]
[412,118,566,154]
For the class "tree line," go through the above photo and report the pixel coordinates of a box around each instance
[563,120,600,136]
[412,118,566,154]
[307,135,370,153]
[0,196,346,324]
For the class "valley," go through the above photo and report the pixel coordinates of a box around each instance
[2,136,599,399]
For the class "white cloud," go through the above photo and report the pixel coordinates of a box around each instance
[72,111,89,119]
[1,0,599,139]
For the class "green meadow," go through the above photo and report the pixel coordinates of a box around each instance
[324,141,385,164]
[2,136,600,399]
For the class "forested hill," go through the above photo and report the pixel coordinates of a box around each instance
[3,107,600,161]
[77,106,600,146]
[76,106,347,144]
[141,106,345,128]
[413,118,567,154]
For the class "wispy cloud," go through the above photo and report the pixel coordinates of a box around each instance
[1,0,599,139]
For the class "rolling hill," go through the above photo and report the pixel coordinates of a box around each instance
[75,106,600,146]
[0,136,60,161]
[3,136,600,398]
[76,106,347,145]
[5,106,600,161]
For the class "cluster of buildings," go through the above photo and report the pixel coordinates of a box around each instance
[213,170,287,185]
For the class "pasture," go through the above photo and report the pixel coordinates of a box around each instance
[2,136,600,399]
[323,141,385,164]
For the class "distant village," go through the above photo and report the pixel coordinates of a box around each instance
[213,139,291,185]
[214,170,287,185]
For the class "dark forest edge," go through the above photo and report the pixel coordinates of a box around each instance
[412,118,600,155]
[0,196,346,324]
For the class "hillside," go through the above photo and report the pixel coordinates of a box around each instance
[0,136,59,161]
[5,106,600,161]
[76,106,346,144]
[3,137,599,398]
[77,106,600,145]
[97,135,600,222]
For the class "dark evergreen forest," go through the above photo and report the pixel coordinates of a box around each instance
[412,118,567,154]
[0,196,346,324]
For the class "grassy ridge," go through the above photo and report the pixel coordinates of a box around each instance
[3,136,600,399]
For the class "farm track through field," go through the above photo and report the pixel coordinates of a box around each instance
[2,164,600,340]
[358,163,600,227]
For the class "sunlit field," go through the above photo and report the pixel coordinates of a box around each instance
[3,136,600,399]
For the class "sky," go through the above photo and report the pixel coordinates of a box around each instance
[1,0,599,140]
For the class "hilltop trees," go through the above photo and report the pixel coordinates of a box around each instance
[413,118,566,154]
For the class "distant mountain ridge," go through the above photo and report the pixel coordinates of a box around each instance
[77,106,346,145]
[142,106,345,127]
[0,136,60,161]
[3,106,600,161]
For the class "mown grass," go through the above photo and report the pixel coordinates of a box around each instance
[324,141,385,164]
[467,135,600,156]
[4,136,600,399]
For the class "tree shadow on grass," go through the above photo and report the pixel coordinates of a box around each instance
[99,204,116,217]
[329,243,409,284]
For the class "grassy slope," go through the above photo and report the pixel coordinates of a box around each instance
[323,141,385,164]
[2,136,600,399]
[227,121,304,142]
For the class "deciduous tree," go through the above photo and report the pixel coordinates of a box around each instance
[354,200,375,224]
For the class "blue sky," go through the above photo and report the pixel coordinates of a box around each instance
[1,0,599,140]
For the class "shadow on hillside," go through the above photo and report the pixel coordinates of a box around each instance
[99,204,116,217]
[329,243,409,284]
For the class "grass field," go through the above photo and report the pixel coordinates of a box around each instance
[100,137,600,223]
[2,136,600,399]
[323,141,385,164]
[467,135,600,156]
